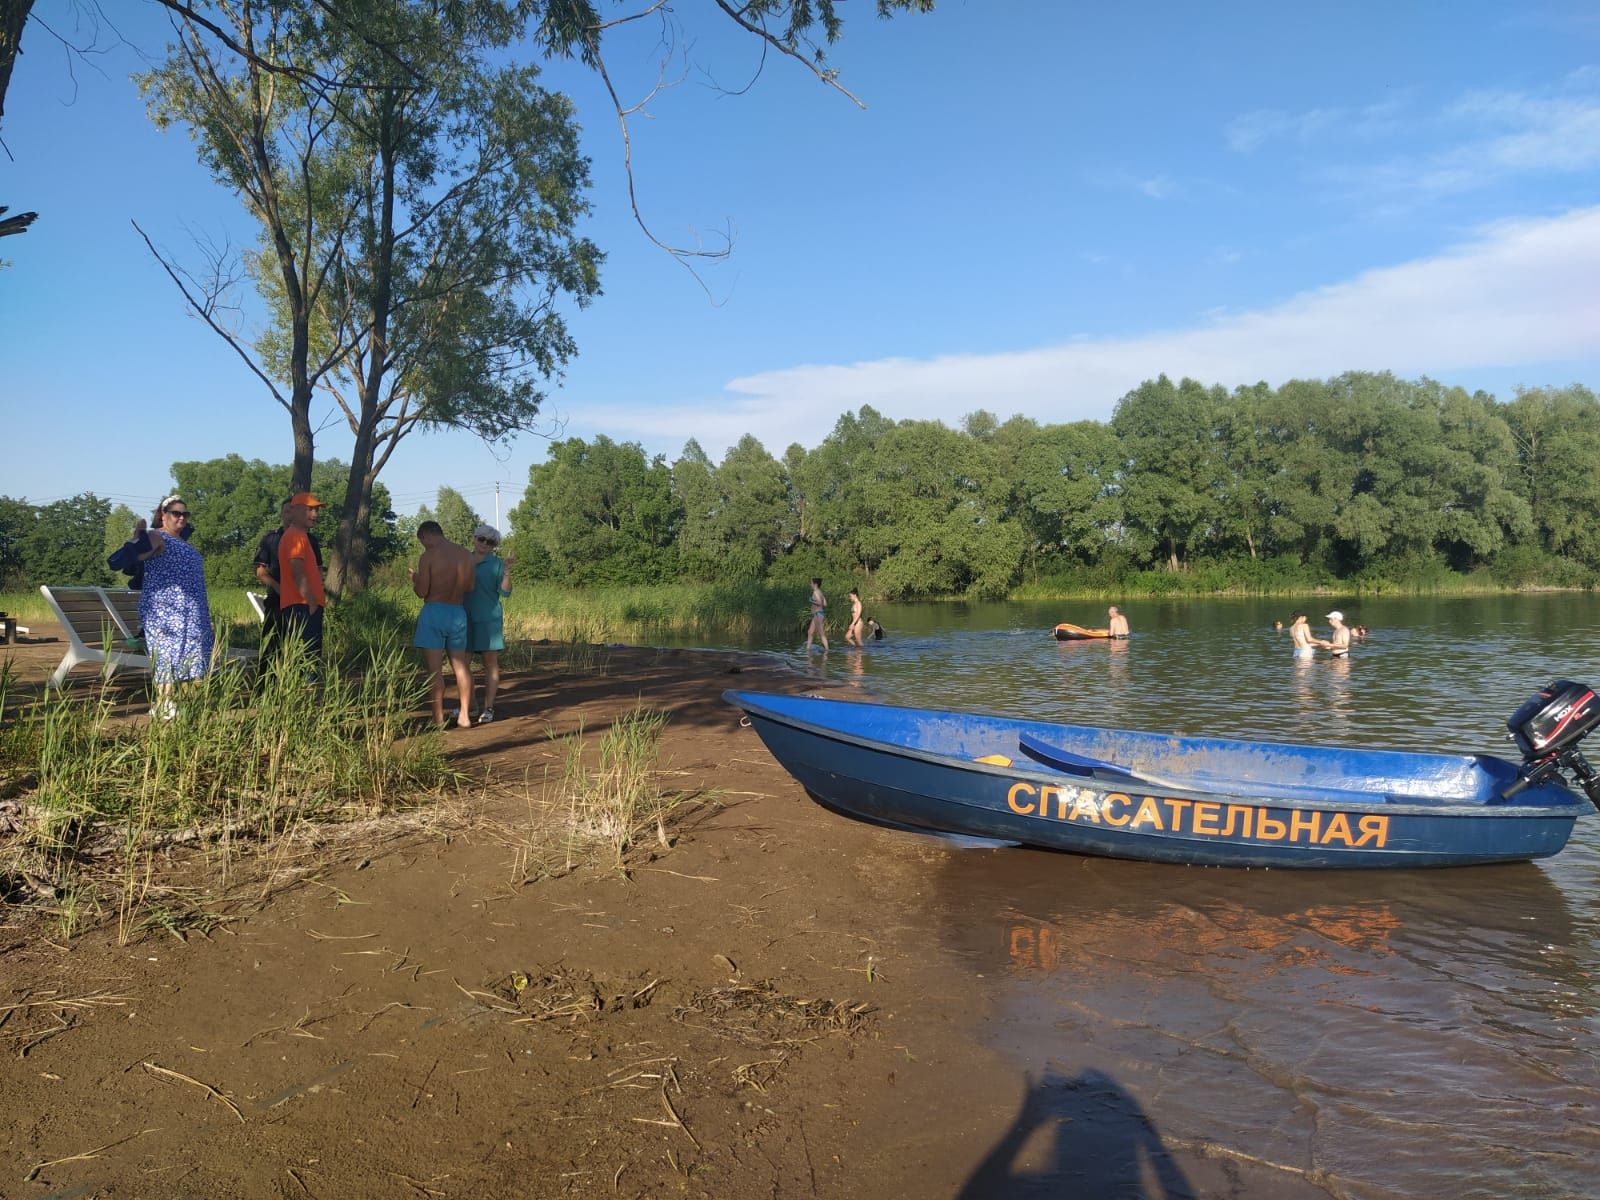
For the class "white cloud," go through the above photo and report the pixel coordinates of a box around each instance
[1225,98,1408,153]
[1085,167,1180,199]
[1226,106,1343,152]
[573,207,1600,459]
[1246,77,1600,199]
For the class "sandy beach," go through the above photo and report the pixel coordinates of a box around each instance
[1,634,1323,1198]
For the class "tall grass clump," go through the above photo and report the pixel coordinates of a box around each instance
[1,627,451,922]
[502,580,809,646]
[0,656,17,729]
[553,706,677,873]
[324,585,420,657]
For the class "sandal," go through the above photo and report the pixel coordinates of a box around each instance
[478,708,495,724]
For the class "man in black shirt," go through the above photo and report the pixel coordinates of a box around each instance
[253,499,324,667]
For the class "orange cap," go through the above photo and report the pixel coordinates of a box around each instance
[288,492,323,508]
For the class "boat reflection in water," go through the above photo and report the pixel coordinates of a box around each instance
[1006,898,1403,977]
[931,846,1596,1200]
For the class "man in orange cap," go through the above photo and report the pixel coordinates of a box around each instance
[254,497,323,668]
[278,492,327,670]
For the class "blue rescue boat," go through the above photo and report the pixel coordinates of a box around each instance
[725,681,1600,869]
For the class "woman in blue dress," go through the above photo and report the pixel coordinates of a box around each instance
[466,524,514,723]
[137,495,214,717]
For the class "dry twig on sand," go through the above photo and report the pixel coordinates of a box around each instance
[141,1060,246,1122]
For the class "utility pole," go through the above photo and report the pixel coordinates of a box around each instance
[494,481,501,532]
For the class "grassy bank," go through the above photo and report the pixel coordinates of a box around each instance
[1014,552,1598,599]
[1,619,689,940]
[0,636,452,936]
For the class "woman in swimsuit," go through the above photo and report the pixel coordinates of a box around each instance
[1288,611,1325,659]
[806,578,829,653]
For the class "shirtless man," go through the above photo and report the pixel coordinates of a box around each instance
[1288,611,1323,659]
[1107,605,1130,639]
[1325,611,1353,658]
[410,520,476,727]
[845,588,865,646]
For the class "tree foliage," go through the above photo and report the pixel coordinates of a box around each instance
[139,0,602,595]
[509,434,679,586]
[496,375,1600,596]
[167,454,400,589]
[3,493,113,587]
[102,0,942,597]
[417,487,484,549]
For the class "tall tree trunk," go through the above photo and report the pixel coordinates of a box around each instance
[290,393,315,494]
[0,0,32,128]
[328,436,377,597]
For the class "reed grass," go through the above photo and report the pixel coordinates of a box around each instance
[552,706,678,874]
[500,629,615,677]
[0,626,453,936]
[500,581,807,644]
[0,656,16,729]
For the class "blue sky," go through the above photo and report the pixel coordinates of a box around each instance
[4,1,1599,527]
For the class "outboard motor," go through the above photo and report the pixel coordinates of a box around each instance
[1504,680,1600,809]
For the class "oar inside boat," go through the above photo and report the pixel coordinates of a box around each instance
[1504,680,1600,810]
[1016,732,1191,793]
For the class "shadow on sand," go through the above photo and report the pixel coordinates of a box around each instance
[957,1068,1195,1200]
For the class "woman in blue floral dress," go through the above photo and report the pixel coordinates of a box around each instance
[137,495,214,716]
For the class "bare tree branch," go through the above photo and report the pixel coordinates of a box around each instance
[710,0,866,109]
[580,17,734,301]
[133,216,290,410]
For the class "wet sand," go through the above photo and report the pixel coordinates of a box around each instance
[1,634,1408,1197]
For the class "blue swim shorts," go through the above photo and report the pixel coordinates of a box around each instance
[414,601,469,651]
[468,614,505,654]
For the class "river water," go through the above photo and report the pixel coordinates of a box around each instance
[703,594,1600,1198]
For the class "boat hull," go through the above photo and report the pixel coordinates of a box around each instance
[726,691,1587,869]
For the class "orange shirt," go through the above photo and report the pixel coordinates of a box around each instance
[278,526,326,607]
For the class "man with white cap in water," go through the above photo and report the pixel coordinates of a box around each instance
[1325,611,1352,658]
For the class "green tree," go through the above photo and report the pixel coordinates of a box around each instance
[171,455,291,589]
[0,495,33,586]
[1304,373,1529,574]
[671,439,722,581]
[1250,379,1341,567]
[124,1,940,595]
[20,493,113,585]
[785,406,896,574]
[510,435,679,585]
[429,487,483,549]
[169,454,401,589]
[103,504,143,582]
[856,419,1023,599]
[1504,385,1600,568]
[715,435,792,579]
[996,416,1124,575]
[675,435,790,581]
[140,0,602,595]
[1420,379,1532,569]
[1112,376,1226,571]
